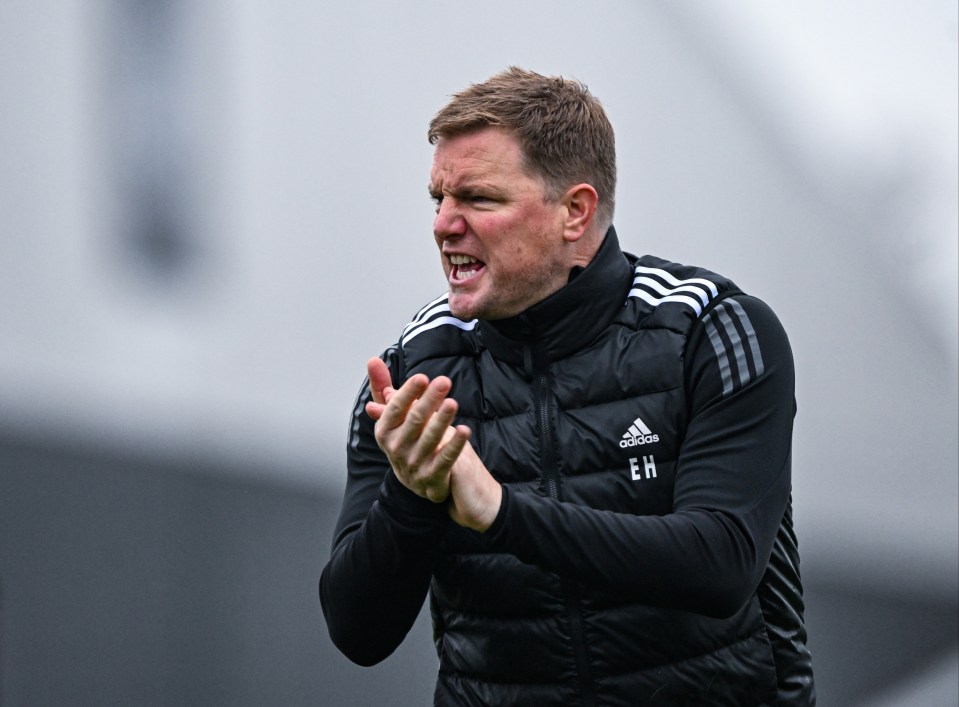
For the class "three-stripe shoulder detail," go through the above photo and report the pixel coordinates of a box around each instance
[400,293,477,346]
[627,264,721,317]
[701,298,765,397]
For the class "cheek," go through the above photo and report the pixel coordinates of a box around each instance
[482,212,550,267]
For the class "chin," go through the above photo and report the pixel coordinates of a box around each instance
[448,294,488,322]
[448,304,477,321]
[446,295,469,321]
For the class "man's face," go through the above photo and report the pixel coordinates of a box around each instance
[430,128,571,321]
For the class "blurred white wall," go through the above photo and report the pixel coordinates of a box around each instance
[1,0,956,600]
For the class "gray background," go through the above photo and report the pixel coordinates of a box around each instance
[1,1,956,704]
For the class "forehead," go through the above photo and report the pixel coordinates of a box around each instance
[429,129,529,187]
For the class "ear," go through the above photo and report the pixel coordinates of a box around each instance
[561,183,599,243]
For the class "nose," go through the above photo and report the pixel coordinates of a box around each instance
[433,198,467,241]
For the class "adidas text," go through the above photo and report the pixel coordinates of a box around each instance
[619,434,659,448]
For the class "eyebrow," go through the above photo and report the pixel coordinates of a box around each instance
[428,179,500,198]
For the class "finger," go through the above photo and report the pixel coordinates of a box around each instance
[433,425,471,469]
[365,384,410,420]
[365,400,386,421]
[378,374,430,431]
[397,376,453,443]
[409,397,459,465]
[366,357,395,405]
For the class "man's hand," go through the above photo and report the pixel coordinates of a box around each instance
[447,442,503,532]
[365,357,503,530]
[365,357,470,503]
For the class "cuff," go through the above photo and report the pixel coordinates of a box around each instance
[379,469,450,525]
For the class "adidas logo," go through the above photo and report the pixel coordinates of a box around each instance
[619,416,660,448]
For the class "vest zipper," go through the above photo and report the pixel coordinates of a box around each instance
[538,372,559,500]
[526,336,597,707]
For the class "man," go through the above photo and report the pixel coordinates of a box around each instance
[320,67,815,706]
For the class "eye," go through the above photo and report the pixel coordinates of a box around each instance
[430,194,443,212]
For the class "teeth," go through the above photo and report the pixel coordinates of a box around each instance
[449,254,478,265]
[453,269,479,282]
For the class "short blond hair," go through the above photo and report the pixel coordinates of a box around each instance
[428,67,616,230]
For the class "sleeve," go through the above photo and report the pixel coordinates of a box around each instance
[482,295,796,618]
[319,347,450,665]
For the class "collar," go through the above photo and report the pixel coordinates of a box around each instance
[478,226,634,365]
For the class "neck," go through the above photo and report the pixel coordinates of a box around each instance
[568,223,606,270]
[478,225,632,363]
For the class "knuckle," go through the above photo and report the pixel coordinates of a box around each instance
[406,408,426,428]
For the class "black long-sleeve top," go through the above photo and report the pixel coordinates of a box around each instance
[321,294,796,665]
[320,230,811,704]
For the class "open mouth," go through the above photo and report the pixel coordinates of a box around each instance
[449,254,485,283]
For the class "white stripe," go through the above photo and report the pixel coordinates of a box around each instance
[633,265,719,298]
[402,302,451,339]
[632,416,652,435]
[402,315,477,345]
[413,292,449,321]
[632,275,711,307]
[404,293,451,333]
[628,288,705,317]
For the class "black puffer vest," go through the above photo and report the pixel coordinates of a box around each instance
[395,228,805,706]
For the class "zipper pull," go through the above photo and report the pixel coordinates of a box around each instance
[519,318,535,381]
[522,344,534,381]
